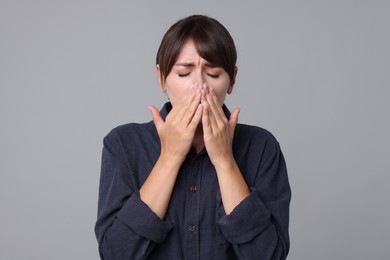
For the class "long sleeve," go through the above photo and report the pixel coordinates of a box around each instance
[94,105,291,259]
[94,131,172,260]
[218,138,291,259]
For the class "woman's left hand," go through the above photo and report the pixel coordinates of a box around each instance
[201,85,250,214]
[201,85,240,168]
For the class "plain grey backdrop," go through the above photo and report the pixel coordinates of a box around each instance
[1,0,389,259]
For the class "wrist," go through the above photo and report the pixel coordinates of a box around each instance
[158,152,185,171]
[213,154,237,173]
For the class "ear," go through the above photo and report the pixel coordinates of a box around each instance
[227,66,238,94]
[156,64,166,92]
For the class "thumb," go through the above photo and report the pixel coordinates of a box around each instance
[229,108,240,130]
[148,105,164,130]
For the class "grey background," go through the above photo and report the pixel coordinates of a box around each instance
[1,0,389,259]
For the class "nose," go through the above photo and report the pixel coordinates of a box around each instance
[194,69,206,86]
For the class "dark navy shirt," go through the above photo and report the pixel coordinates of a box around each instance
[95,103,291,260]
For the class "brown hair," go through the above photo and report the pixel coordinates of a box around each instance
[156,15,237,84]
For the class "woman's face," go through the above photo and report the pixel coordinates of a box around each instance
[157,39,236,106]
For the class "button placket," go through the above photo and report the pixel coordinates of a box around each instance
[183,156,201,260]
[190,185,197,193]
[188,224,196,232]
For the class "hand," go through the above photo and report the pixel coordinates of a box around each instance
[149,85,202,162]
[201,84,240,167]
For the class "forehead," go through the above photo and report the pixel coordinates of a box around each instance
[175,40,219,69]
[176,40,200,61]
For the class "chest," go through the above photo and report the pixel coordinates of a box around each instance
[167,155,222,225]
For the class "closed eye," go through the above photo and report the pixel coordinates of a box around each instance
[207,73,220,78]
[178,73,190,77]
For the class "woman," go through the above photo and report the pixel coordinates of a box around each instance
[95,15,291,260]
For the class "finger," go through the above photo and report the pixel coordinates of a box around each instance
[149,105,164,130]
[183,88,202,126]
[204,87,224,128]
[229,108,240,131]
[174,84,199,121]
[187,104,203,132]
[201,92,218,133]
[208,86,226,120]
[204,87,220,117]
[174,83,201,125]
[201,102,213,136]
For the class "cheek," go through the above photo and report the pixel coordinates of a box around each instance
[213,80,231,105]
[166,83,187,106]
[216,91,227,105]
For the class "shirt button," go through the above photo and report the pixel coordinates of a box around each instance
[188,224,196,232]
[189,185,197,193]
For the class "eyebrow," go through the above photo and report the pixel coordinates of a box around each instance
[174,62,220,68]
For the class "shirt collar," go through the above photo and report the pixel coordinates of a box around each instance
[160,102,231,121]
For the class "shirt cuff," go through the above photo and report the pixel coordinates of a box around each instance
[217,188,271,244]
[117,191,172,243]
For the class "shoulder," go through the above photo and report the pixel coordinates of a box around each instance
[103,121,158,154]
[106,121,156,139]
[233,123,281,161]
[235,123,279,147]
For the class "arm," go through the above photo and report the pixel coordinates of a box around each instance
[95,135,172,260]
[95,86,202,259]
[142,85,202,218]
[201,86,291,259]
[219,146,291,259]
[201,86,250,214]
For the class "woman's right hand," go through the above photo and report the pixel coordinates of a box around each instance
[149,85,202,162]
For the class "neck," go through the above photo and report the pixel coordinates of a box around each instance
[192,126,204,154]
